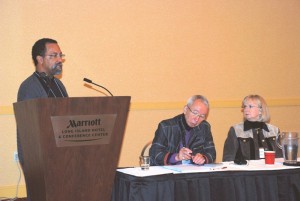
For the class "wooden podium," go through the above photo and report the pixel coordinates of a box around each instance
[13,96,131,201]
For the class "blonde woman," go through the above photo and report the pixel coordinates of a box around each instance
[223,95,282,162]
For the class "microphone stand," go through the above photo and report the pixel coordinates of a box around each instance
[83,78,113,96]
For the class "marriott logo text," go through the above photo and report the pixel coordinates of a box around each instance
[67,119,101,128]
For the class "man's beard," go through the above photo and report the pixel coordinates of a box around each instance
[49,62,62,76]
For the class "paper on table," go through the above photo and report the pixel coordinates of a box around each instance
[117,166,174,177]
[230,158,300,171]
[162,163,225,173]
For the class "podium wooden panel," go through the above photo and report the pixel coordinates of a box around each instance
[13,96,131,201]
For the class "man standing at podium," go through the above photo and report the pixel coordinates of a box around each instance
[149,95,216,166]
[17,38,68,200]
[18,38,68,101]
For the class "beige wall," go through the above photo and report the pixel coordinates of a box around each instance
[1,0,300,197]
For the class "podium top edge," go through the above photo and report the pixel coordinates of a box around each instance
[13,96,131,104]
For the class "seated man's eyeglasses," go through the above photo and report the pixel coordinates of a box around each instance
[187,105,206,119]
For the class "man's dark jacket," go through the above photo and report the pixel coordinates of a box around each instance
[149,114,216,166]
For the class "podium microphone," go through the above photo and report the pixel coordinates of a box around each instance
[83,78,113,96]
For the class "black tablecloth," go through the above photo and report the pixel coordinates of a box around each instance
[111,168,300,201]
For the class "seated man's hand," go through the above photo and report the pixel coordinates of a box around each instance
[176,147,193,161]
[192,153,206,165]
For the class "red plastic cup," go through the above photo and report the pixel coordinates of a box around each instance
[264,151,275,164]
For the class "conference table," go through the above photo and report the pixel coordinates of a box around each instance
[111,158,300,201]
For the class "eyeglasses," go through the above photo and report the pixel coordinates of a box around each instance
[242,105,261,109]
[44,53,65,59]
[186,105,206,119]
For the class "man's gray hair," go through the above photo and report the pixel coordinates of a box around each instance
[187,95,209,109]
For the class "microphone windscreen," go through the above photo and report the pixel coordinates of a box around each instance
[83,78,92,83]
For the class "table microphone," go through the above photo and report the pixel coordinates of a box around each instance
[83,78,114,96]
[234,140,247,165]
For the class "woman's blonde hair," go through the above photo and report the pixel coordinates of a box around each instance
[242,94,270,122]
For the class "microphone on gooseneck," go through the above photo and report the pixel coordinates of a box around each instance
[83,78,114,96]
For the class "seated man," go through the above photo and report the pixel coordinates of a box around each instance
[149,95,216,166]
